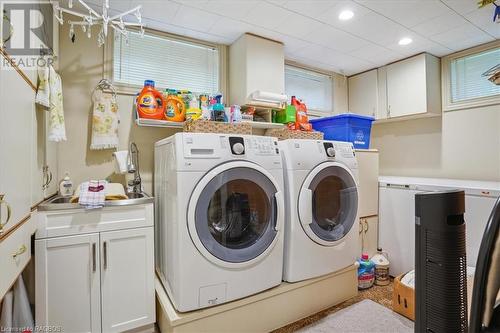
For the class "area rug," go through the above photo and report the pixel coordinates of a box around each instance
[297,299,414,333]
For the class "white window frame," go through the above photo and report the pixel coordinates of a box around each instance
[103,28,228,97]
[284,61,335,117]
[442,40,500,112]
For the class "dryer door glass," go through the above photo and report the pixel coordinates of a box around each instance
[308,166,358,242]
[195,167,278,263]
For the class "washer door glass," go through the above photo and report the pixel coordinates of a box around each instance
[307,165,358,242]
[195,167,278,263]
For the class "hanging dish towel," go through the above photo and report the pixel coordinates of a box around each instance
[47,66,66,142]
[78,180,108,209]
[90,90,119,150]
[35,62,50,107]
[36,64,67,142]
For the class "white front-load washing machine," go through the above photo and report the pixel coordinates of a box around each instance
[154,133,285,312]
[279,139,360,282]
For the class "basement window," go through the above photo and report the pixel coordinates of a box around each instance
[443,44,500,111]
[285,65,333,116]
[113,30,220,94]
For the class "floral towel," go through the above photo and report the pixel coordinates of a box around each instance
[90,90,119,150]
[36,64,67,142]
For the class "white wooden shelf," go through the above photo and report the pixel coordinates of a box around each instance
[135,118,284,130]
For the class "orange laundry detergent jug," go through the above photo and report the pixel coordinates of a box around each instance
[165,93,186,122]
[291,96,312,131]
[137,80,166,120]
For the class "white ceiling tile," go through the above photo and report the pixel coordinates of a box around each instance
[172,5,221,32]
[201,0,259,20]
[273,13,324,39]
[305,25,369,52]
[280,36,312,53]
[266,0,288,5]
[282,0,339,19]
[440,0,478,15]
[208,17,252,42]
[430,23,495,51]
[132,0,181,22]
[242,2,291,29]
[348,43,401,65]
[424,42,453,57]
[465,7,500,39]
[171,0,209,9]
[333,11,404,45]
[318,1,371,26]
[411,11,468,37]
[356,0,449,28]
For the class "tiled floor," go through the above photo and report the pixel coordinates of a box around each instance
[273,281,394,333]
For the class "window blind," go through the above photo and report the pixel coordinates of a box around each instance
[450,47,500,103]
[285,65,332,114]
[113,31,219,94]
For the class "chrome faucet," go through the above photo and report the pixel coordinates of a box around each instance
[127,142,142,193]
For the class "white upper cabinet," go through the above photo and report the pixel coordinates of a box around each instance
[385,53,441,119]
[229,34,285,107]
[348,53,441,122]
[348,69,378,118]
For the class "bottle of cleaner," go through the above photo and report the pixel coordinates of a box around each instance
[371,248,390,286]
[59,172,74,197]
[137,80,166,120]
[357,253,375,289]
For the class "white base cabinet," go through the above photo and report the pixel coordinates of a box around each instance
[35,203,155,333]
[36,233,102,333]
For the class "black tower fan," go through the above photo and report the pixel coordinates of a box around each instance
[415,190,468,333]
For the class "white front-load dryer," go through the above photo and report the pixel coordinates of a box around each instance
[154,133,285,312]
[279,139,360,282]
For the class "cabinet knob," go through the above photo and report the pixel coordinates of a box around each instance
[0,194,12,235]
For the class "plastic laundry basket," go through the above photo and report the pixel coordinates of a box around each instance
[310,114,375,149]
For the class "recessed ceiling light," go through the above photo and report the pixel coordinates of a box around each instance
[338,10,354,21]
[398,37,413,46]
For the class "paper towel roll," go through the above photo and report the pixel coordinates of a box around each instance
[251,91,288,103]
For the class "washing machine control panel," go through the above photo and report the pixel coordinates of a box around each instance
[248,136,279,156]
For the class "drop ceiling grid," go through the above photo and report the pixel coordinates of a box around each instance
[83,0,499,75]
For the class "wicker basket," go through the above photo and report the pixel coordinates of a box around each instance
[183,120,252,135]
[265,128,324,140]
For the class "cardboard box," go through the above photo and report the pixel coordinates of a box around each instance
[393,273,415,321]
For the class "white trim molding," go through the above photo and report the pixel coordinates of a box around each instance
[441,40,500,112]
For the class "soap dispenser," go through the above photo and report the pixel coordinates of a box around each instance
[59,172,74,197]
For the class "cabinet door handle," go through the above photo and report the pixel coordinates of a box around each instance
[92,243,96,272]
[12,244,27,258]
[364,220,369,233]
[46,170,53,187]
[0,194,12,235]
[103,241,108,269]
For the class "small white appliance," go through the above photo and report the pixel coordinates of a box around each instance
[279,139,360,282]
[154,133,285,312]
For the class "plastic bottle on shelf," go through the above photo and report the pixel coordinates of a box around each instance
[136,80,165,120]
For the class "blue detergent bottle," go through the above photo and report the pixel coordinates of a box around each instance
[357,253,375,289]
